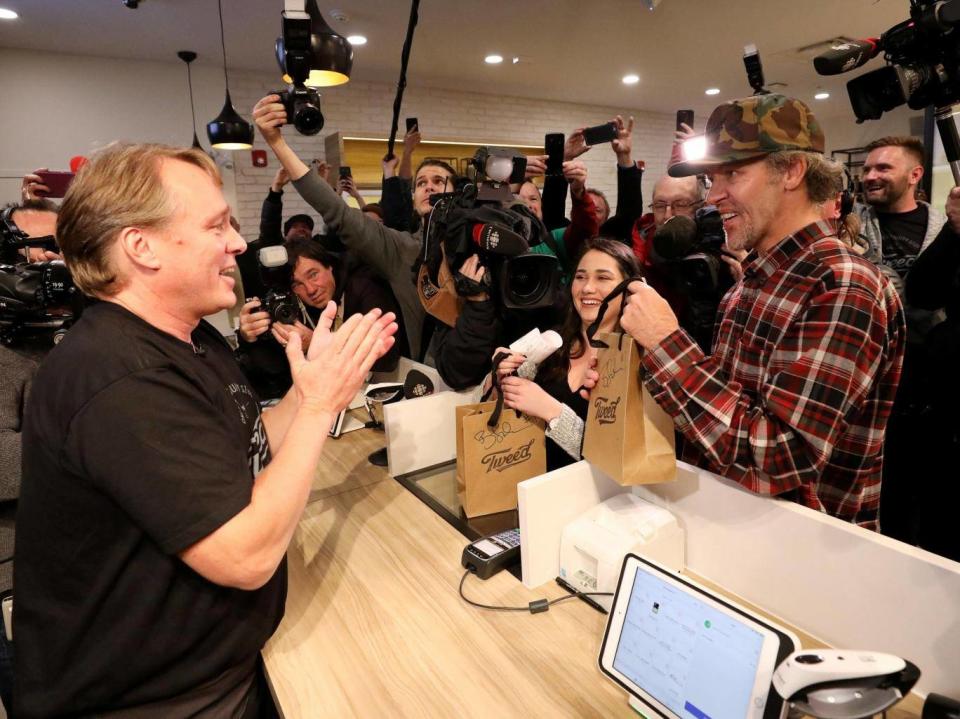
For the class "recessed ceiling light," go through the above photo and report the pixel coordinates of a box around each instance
[347,35,367,46]
[0,8,18,20]
[485,54,503,65]
[814,91,830,100]
[705,88,721,96]
[622,74,640,85]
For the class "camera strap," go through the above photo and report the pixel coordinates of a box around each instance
[586,276,644,349]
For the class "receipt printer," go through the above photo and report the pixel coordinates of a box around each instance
[559,494,683,611]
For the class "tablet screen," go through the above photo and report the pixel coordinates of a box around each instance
[613,569,766,718]
[599,555,798,719]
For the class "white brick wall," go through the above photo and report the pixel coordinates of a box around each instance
[230,73,677,237]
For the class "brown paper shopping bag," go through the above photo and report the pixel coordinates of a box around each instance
[581,279,676,486]
[456,399,547,518]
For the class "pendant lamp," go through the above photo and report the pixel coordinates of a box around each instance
[206,0,254,150]
[176,51,205,150]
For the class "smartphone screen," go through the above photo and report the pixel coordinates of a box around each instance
[406,117,419,133]
[676,109,694,132]
[339,166,352,179]
[545,133,564,176]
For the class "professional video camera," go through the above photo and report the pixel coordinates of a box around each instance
[650,206,731,352]
[0,261,79,345]
[652,206,727,295]
[273,5,325,136]
[426,147,560,310]
[0,207,79,344]
[256,245,298,325]
[814,0,960,123]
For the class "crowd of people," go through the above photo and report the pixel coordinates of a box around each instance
[1,87,958,715]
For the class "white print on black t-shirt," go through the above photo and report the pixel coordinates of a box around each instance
[226,382,271,477]
[248,414,270,477]
[227,382,256,426]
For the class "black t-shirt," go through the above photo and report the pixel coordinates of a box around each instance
[878,204,928,281]
[14,302,286,717]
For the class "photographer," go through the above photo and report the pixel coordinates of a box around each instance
[621,94,905,530]
[516,157,599,281]
[237,236,406,397]
[255,93,497,387]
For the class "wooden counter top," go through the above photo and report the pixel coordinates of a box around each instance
[264,428,923,718]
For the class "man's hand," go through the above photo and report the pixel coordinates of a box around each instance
[562,160,588,198]
[26,248,62,263]
[525,155,547,179]
[339,175,361,199]
[674,122,696,144]
[500,376,563,423]
[721,246,748,283]
[238,298,272,343]
[253,94,287,147]
[947,186,960,234]
[402,127,422,155]
[382,155,400,179]
[612,115,635,167]
[271,167,290,193]
[271,321,314,351]
[22,170,51,201]
[459,254,489,302]
[621,281,680,351]
[565,129,590,161]
[286,307,398,414]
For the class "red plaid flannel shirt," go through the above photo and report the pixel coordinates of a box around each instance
[640,221,906,530]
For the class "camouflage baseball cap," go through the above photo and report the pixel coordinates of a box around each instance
[669,94,825,177]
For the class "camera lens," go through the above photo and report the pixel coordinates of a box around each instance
[274,302,298,325]
[509,268,542,302]
[293,102,324,136]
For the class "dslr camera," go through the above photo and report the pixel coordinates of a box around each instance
[814,0,960,121]
[0,261,80,346]
[272,84,324,136]
[256,246,299,326]
[428,147,560,310]
[273,3,329,136]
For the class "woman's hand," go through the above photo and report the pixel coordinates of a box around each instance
[500,376,562,423]
[271,321,314,352]
[492,346,526,380]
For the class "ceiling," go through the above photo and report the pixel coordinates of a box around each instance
[0,0,910,119]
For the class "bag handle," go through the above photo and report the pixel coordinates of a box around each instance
[585,276,644,349]
[486,351,513,428]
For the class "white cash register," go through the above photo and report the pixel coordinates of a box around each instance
[559,493,684,611]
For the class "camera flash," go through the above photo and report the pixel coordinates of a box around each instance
[682,136,708,162]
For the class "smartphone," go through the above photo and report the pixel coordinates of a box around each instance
[581,121,618,147]
[405,117,419,133]
[35,170,75,198]
[339,166,352,180]
[676,109,694,132]
[545,133,564,176]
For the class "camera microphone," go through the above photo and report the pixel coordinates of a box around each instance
[471,223,528,257]
[652,215,699,261]
[813,38,882,76]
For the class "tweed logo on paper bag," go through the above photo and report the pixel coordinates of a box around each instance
[594,396,622,425]
[481,439,535,473]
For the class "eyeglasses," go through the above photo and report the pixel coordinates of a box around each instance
[649,200,703,213]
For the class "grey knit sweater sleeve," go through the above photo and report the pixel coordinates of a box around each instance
[516,363,584,460]
[0,347,37,501]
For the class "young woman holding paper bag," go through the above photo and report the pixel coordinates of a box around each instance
[494,238,641,470]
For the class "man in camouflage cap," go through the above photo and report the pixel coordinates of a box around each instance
[617,93,906,531]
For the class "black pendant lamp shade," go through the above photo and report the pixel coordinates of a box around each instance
[277,0,353,87]
[177,50,204,150]
[207,0,254,150]
[208,90,253,150]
